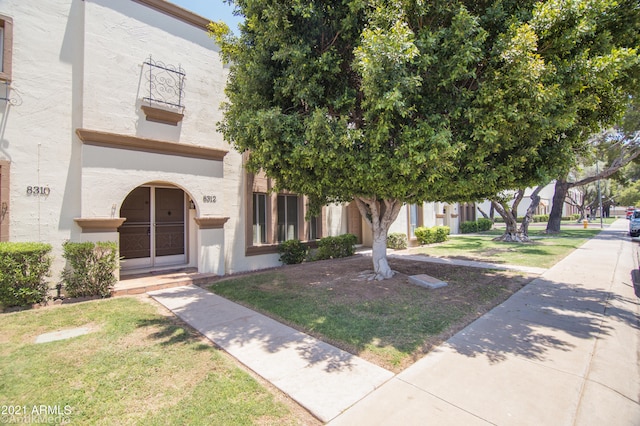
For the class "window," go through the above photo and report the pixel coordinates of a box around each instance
[409,204,419,237]
[0,14,12,81]
[308,215,319,240]
[253,193,267,244]
[407,204,423,238]
[277,195,298,242]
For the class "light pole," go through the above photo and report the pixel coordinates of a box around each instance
[596,161,603,229]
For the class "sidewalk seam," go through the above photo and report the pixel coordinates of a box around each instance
[394,377,498,425]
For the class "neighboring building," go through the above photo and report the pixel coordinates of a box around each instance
[0,0,470,280]
[476,183,583,220]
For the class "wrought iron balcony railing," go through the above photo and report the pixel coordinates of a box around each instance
[142,56,185,110]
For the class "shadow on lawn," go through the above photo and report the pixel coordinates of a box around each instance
[145,286,359,373]
[446,276,640,364]
[135,316,212,351]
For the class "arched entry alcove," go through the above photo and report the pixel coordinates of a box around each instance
[119,183,190,273]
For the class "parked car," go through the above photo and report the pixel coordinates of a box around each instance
[629,210,640,237]
[627,207,636,219]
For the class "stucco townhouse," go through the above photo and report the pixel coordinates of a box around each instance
[0,0,471,280]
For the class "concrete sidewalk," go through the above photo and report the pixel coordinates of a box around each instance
[148,285,393,422]
[330,219,640,425]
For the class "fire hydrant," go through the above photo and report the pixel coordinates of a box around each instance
[583,219,588,229]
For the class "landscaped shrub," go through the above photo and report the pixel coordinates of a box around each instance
[477,218,493,231]
[434,226,450,242]
[0,242,52,308]
[460,221,478,234]
[387,233,408,250]
[414,227,436,245]
[532,214,550,223]
[62,241,119,298]
[414,226,449,244]
[315,234,357,260]
[278,239,308,265]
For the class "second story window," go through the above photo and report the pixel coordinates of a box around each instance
[0,14,13,82]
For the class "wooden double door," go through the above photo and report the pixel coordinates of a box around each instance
[119,186,186,271]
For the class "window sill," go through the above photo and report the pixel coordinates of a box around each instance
[141,105,184,126]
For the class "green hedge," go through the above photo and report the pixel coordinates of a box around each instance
[62,241,119,298]
[461,218,494,233]
[494,215,578,223]
[477,218,493,231]
[414,226,450,245]
[278,239,309,265]
[460,221,478,234]
[315,234,357,260]
[387,233,408,250]
[0,242,52,308]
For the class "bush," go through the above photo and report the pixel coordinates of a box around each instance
[477,218,493,231]
[278,239,308,265]
[532,214,550,223]
[62,241,119,298]
[0,242,52,308]
[414,226,449,244]
[434,226,450,242]
[387,233,408,250]
[315,234,357,260]
[460,221,478,234]
[414,227,435,245]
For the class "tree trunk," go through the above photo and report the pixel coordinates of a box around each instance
[518,185,544,237]
[354,197,403,280]
[477,205,489,219]
[491,197,531,242]
[546,179,570,234]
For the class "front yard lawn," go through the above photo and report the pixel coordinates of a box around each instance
[0,297,316,425]
[412,228,602,268]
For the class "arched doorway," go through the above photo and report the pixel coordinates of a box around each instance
[119,184,187,272]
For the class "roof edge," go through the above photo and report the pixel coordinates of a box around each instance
[132,0,211,30]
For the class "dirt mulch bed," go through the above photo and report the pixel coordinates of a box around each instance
[210,254,538,372]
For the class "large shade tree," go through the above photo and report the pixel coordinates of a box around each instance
[212,0,639,279]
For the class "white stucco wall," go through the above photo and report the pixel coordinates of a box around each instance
[0,0,82,278]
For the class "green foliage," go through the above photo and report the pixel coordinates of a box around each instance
[477,218,494,231]
[0,242,52,308]
[616,180,640,207]
[61,241,119,298]
[278,240,309,265]
[414,226,450,245]
[460,221,479,234]
[533,214,550,223]
[217,0,639,207]
[315,234,357,260]
[435,226,451,243]
[387,233,408,250]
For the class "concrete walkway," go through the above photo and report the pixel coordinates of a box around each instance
[330,219,640,425]
[150,219,639,424]
[148,285,394,422]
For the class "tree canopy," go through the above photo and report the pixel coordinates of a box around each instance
[212,0,640,278]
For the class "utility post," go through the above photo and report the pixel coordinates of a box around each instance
[596,161,603,229]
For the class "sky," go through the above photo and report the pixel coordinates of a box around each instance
[168,0,244,33]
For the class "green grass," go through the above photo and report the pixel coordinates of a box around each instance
[420,228,602,268]
[0,298,301,425]
[208,265,522,371]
